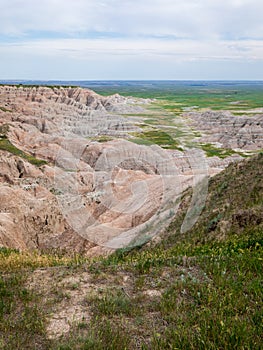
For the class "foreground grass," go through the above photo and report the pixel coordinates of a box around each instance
[48,225,263,349]
[0,227,262,349]
[0,272,49,349]
[0,248,89,272]
[0,249,91,349]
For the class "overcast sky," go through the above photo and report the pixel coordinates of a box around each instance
[0,0,262,80]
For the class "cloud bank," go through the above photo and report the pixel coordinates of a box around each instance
[0,0,262,79]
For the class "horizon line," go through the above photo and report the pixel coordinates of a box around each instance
[1,79,263,82]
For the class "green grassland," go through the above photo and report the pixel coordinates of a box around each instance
[0,153,262,349]
[113,82,263,155]
[130,129,183,150]
[199,143,250,159]
[91,82,263,113]
[157,88,263,113]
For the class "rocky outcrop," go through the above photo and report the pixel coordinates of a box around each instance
[0,86,143,141]
[185,110,263,150]
[0,150,95,252]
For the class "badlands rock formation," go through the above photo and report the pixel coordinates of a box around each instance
[0,85,261,254]
[0,86,182,253]
[185,110,263,150]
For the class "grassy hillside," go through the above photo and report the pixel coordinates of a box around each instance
[0,154,262,349]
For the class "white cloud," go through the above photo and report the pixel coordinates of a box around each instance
[0,0,263,39]
[2,37,263,61]
[0,0,262,79]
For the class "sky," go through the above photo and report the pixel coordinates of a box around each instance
[0,0,263,80]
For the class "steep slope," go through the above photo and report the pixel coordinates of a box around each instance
[164,151,263,246]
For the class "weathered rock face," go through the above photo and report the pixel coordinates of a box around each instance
[1,86,259,253]
[185,110,263,150]
[0,86,142,143]
[0,86,188,253]
[0,151,96,252]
